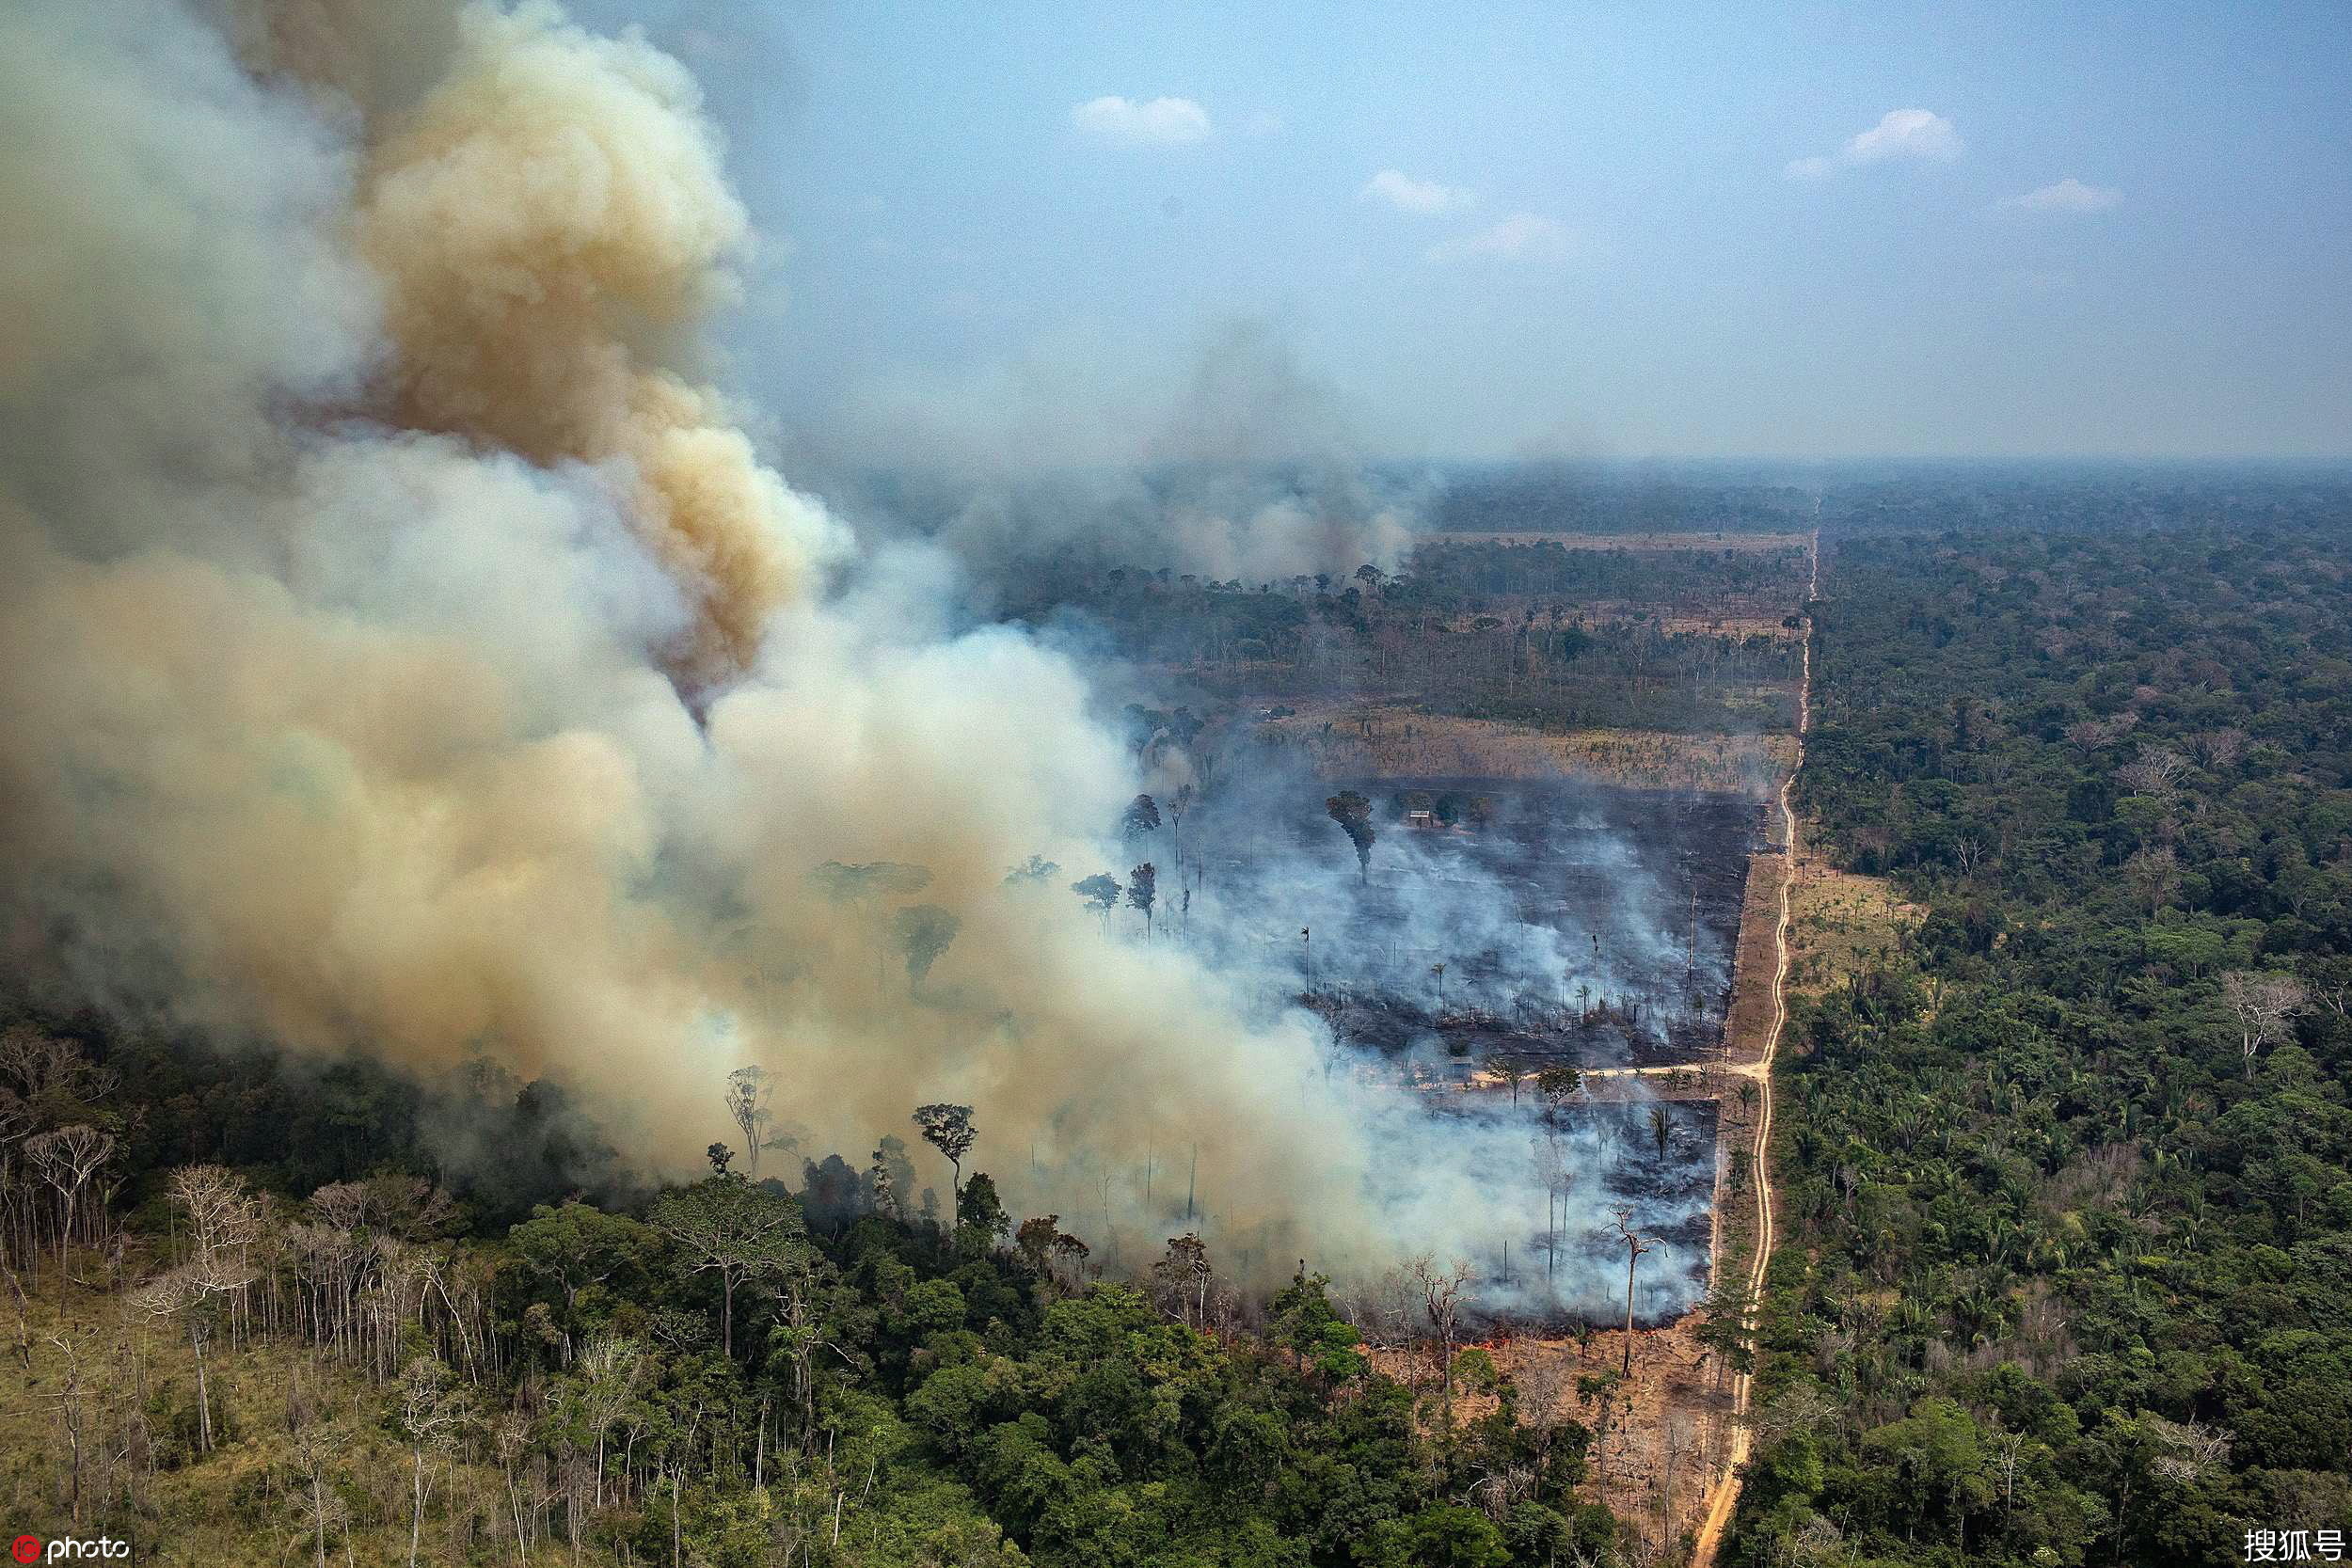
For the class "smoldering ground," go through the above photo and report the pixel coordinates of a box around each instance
[1052,738,1740,1317]
[1158,762,1753,1051]
[0,0,1720,1317]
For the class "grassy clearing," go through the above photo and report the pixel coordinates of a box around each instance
[1784,861,1923,1000]
[1246,701,1796,792]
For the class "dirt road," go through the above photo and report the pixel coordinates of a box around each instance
[1689,527,1817,1567]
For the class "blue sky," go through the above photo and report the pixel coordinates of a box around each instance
[630,0,2352,461]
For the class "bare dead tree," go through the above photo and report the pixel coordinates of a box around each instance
[2218,970,2311,1081]
[723,1067,773,1179]
[24,1124,116,1275]
[2306,960,2352,1022]
[2115,743,2189,803]
[2,1035,119,1280]
[2147,1416,2233,1484]
[1789,1514,1846,1563]
[286,1377,347,1568]
[1508,1348,1592,1493]
[1661,1417,1695,1541]
[1990,1427,2029,1515]
[2191,726,2248,769]
[399,1355,473,1568]
[1408,1254,1474,1419]
[1534,1130,1572,1286]
[0,1027,119,1146]
[1951,835,1991,881]
[2122,846,2180,913]
[493,1410,534,1564]
[1613,1207,1658,1377]
[135,1165,262,1454]
[171,1164,262,1272]
[46,1329,91,1525]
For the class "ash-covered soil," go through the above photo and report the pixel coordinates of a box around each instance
[1186,777,1763,1069]
[1442,1098,1722,1330]
[1165,773,1755,1324]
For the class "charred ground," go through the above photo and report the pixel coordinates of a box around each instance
[1186,778,1761,1069]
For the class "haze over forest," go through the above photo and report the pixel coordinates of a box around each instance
[1,4,2347,1568]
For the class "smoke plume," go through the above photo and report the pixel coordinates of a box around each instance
[0,0,1712,1313]
[808,320,1421,596]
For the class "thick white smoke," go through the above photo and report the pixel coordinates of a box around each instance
[0,0,1698,1309]
[808,320,1420,593]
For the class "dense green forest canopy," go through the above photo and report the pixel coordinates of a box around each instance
[1734,518,2352,1566]
[2,1021,1625,1567]
[1420,465,1813,536]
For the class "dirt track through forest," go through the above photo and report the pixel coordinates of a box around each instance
[1689,526,1816,1567]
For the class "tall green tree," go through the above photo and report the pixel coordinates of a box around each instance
[913,1102,977,1226]
[647,1176,807,1359]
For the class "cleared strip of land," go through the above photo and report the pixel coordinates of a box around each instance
[1689,528,1817,1566]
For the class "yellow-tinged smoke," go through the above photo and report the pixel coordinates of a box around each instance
[347,2,825,687]
[234,0,823,687]
[0,0,1531,1287]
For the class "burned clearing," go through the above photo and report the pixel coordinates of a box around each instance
[1420,1097,1722,1330]
[1152,773,1758,1324]
[1185,776,1763,1070]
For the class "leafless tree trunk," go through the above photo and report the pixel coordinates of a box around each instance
[496,1413,532,1564]
[1409,1255,1472,1419]
[47,1330,88,1525]
[286,1381,339,1568]
[724,1067,772,1179]
[24,1125,115,1275]
[1992,1428,2026,1515]
[401,1355,470,1568]
[1614,1208,1657,1377]
[133,1165,263,1455]
[2219,971,2310,1081]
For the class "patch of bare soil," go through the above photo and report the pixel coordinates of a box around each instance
[1719,845,1789,1072]
[1369,1319,1738,1562]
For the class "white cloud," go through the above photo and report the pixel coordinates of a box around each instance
[1071,95,1212,147]
[2009,177,2122,213]
[1425,212,1573,264]
[1359,168,1478,214]
[1242,110,1285,137]
[1785,108,1963,180]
